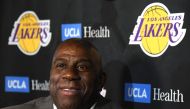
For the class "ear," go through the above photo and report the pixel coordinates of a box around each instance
[97,72,106,92]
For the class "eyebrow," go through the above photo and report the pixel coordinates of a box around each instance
[53,58,67,64]
[53,57,93,65]
[76,58,92,65]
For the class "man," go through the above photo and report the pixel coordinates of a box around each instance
[2,38,120,109]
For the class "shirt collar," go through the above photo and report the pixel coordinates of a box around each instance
[53,103,97,109]
[53,104,57,109]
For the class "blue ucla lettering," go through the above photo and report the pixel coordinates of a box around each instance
[64,28,80,37]
[125,83,151,103]
[5,76,30,93]
[8,80,26,89]
[128,88,147,98]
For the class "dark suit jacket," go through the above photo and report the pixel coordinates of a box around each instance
[1,96,122,109]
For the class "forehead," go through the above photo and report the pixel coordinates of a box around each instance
[54,43,93,60]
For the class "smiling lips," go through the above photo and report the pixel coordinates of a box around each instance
[59,87,82,96]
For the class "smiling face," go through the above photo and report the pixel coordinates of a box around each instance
[50,39,104,109]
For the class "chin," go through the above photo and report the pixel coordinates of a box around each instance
[57,96,83,109]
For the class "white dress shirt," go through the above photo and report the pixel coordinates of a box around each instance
[53,103,96,109]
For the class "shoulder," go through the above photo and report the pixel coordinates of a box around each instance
[1,96,53,109]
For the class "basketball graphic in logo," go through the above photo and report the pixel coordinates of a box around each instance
[17,12,41,54]
[141,5,169,55]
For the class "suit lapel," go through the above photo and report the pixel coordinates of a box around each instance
[35,96,53,109]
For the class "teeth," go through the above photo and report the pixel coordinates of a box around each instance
[63,89,79,91]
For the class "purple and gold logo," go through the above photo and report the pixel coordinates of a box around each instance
[8,11,51,56]
[129,3,186,57]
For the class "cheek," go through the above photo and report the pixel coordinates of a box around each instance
[50,69,60,81]
[82,73,97,91]
[50,71,60,90]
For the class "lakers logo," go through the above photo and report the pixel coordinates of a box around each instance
[129,3,186,57]
[9,11,51,56]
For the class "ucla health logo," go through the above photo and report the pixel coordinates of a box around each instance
[8,11,51,56]
[5,76,30,93]
[129,3,186,57]
[61,23,82,41]
[125,83,151,103]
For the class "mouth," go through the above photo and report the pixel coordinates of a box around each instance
[59,87,83,96]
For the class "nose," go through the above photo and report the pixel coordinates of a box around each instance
[62,68,81,81]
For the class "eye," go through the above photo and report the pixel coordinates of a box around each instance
[76,65,88,72]
[56,63,66,69]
